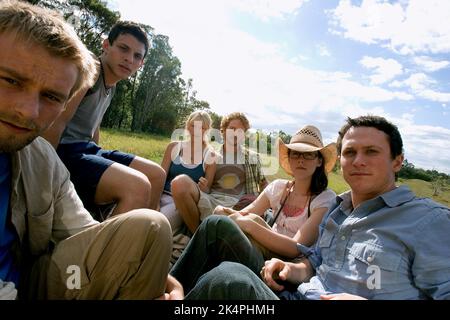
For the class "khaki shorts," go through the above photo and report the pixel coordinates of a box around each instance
[197,191,239,220]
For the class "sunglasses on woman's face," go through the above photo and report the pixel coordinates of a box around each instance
[289,151,319,160]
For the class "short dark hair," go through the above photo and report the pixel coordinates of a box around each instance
[336,115,403,159]
[108,21,149,57]
[288,149,328,195]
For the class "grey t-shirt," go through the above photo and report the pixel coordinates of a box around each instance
[60,70,115,144]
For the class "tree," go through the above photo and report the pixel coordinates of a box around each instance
[209,112,222,130]
[131,34,184,134]
[432,178,446,196]
[278,130,292,144]
[27,0,119,55]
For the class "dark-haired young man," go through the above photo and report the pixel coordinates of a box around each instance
[180,115,450,300]
[43,21,165,216]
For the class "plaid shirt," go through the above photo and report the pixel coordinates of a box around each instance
[243,148,267,195]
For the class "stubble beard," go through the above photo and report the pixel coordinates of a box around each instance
[0,132,39,153]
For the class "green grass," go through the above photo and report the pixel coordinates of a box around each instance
[398,178,450,207]
[100,128,449,206]
[100,128,170,164]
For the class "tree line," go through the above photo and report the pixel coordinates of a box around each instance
[399,159,449,182]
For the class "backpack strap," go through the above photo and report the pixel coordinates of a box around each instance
[307,194,317,218]
[269,180,294,227]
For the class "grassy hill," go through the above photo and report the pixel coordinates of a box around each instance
[100,128,449,207]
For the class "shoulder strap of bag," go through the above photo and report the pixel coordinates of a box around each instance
[307,194,317,218]
[269,181,293,227]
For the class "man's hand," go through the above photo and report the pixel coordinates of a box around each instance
[156,275,184,300]
[260,258,295,292]
[320,293,367,300]
[166,275,184,300]
[0,280,17,300]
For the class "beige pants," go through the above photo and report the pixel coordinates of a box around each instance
[43,210,172,300]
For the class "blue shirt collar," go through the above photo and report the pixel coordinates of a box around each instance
[337,185,416,212]
[380,185,415,207]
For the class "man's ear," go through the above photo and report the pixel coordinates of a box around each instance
[138,58,145,69]
[392,153,404,173]
[102,38,110,52]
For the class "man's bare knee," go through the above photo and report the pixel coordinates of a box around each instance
[153,165,166,184]
[120,172,152,205]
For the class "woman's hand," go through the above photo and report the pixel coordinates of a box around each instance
[228,213,254,233]
[214,205,238,216]
[197,177,209,193]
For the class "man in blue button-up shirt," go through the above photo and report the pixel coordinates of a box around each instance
[184,115,450,300]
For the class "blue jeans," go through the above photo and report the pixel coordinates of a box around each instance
[170,215,266,294]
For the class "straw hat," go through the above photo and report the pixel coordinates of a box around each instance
[279,125,337,175]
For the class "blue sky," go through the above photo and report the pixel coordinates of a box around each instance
[108,0,450,174]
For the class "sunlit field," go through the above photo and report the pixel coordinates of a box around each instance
[100,128,449,206]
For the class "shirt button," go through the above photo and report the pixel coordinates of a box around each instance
[341,236,346,241]
[367,256,374,263]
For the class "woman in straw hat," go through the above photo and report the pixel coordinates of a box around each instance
[170,125,338,295]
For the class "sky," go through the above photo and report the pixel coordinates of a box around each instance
[108,0,450,174]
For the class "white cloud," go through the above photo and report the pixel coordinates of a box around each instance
[419,89,450,103]
[316,43,331,57]
[330,0,450,54]
[397,118,450,173]
[228,0,309,21]
[390,73,435,91]
[289,54,309,63]
[413,56,450,72]
[360,56,403,84]
[115,0,412,123]
[329,0,404,45]
[389,73,450,102]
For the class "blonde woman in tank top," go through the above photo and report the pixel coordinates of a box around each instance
[160,111,217,231]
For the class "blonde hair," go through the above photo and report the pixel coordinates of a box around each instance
[0,0,98,100]
[185,110,212,131]
[220,112,250,132]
